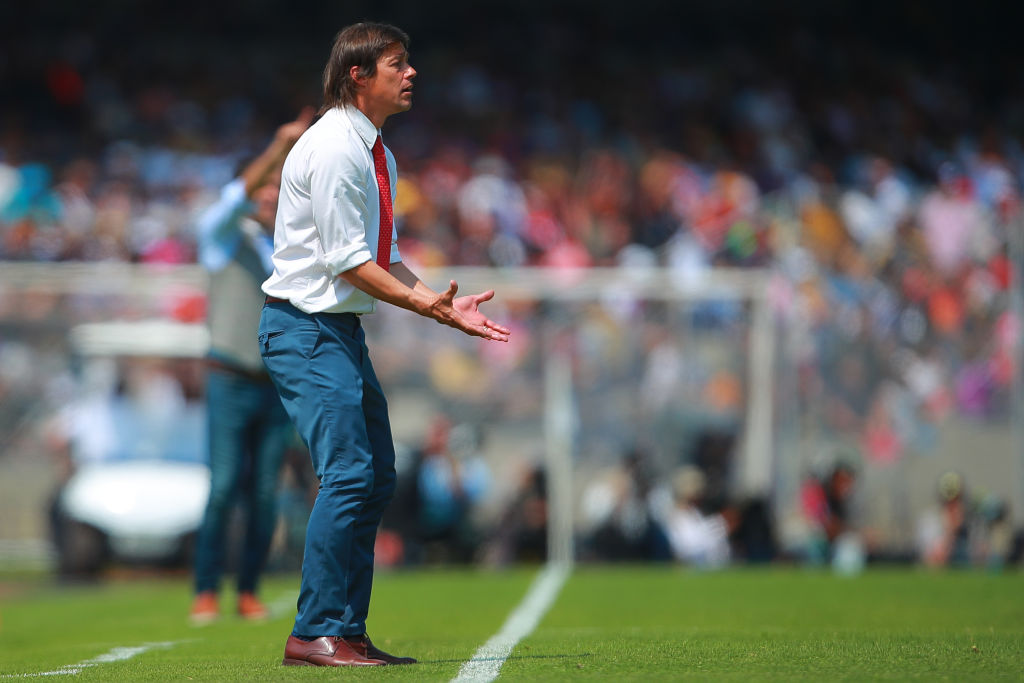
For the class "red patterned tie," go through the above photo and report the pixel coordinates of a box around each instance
[371,135,392,272]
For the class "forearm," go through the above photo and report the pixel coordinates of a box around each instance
[389,261,436,297]
[339,260,510,342]
[241,141,290,197]
[338,260,435,317]
[241,107,314,196]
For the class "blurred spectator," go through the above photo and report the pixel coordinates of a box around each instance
[481,463,549,566]
[916,471,972,568]
[799,461,859,565]
[659,466,731,568]
[916,472,1023,570]
[975,495,1016,572]
[727,497,778,564]
[838,156,911,265]
[385,416,491,565]
[579,449,671,562]
[918,163,988,279]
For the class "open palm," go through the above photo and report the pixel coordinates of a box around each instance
[440,282,510,341]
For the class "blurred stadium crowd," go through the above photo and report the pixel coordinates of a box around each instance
[2,10,1022,268]
[1,1,1022,571]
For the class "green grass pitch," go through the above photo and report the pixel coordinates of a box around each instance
[1,567,1021,680]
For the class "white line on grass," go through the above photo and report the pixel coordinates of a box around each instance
[3,641,181,678]
[451,562,570,683]
[266,590,299,619]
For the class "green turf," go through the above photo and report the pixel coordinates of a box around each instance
[513,568,1024,681]
[0,567,1021,681]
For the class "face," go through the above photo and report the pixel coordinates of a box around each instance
[359,43,416,122]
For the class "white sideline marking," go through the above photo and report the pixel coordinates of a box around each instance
[3,641,181,678]
[451,563,570,683]
[267,591,299,619]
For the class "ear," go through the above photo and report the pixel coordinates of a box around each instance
[349,64,367,88]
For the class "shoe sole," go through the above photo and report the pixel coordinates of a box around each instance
[281,657,385,667]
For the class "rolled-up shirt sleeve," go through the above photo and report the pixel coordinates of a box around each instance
[309,146,374,277]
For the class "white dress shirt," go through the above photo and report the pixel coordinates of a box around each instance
[262,106,401,314]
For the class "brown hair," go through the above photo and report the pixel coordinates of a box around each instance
[320,22,410,114]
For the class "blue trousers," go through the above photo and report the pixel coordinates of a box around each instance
[194,366,292,594]
[258,301,396,638]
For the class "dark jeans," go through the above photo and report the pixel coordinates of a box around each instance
[259,302,396,638]
[193,365,292,594]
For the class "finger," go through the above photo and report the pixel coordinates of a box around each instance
[478,320,509,341]
[460,317,505,341]
[479,326,509,342]
[484,319,511,335]
[473,289,495,304]
[443,279,459,301]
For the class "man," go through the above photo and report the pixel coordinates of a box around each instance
[259,23,509,667]
[190,108,313,624]
[800,461,857,564]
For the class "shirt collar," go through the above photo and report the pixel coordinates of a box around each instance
[338,105,380,149]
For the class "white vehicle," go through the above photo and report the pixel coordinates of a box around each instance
[52,320,210,577]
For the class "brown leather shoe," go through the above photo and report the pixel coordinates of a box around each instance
[281,635,386,667]
[345,634,418,665]
[237,592,268,621]
[189,591,219,625]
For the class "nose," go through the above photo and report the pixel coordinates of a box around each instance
[407,65,417,80]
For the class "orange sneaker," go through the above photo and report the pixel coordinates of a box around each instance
[189,591,219,625]
[237,592,269,621]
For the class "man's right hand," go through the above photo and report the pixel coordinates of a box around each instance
[429,280,510,342]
